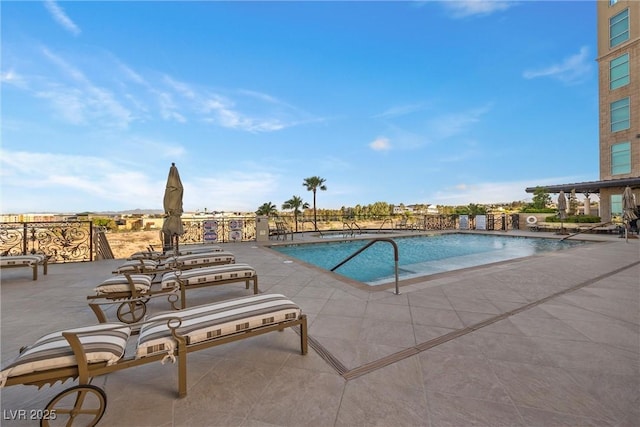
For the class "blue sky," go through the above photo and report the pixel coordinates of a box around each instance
[1,1,598,214]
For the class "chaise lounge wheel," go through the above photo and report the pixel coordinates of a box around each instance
[42,384,107,427]
[116,300,147,323]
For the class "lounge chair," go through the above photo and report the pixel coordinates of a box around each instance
[0,254,48,280]
[1,294,307,426]
[128,245,224,261]
[161,263,258,308]
[89,263,258,322]
[271,220,293,241]
[113,251,235,275]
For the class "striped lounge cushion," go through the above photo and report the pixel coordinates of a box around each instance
[93,274,153,295]
[135,294,300,358]
[114,259,159,273]
[0,255,45,267]
[163,252,235,268]
[0,323,130,382]
[128,251,164,260]
[160,264,256,290]
[181,246,223,254]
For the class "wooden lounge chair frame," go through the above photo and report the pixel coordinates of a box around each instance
[2,296,308,427]
[128,245,224,261]
[167,265,259,311]
[0,255,48,280]
[87,265,259,323]
[87,274,181,323]
[112,252,236,283]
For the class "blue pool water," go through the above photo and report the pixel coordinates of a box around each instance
[271,234,587,285]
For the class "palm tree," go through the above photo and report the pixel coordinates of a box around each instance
[256,202,278,217]
[302,176,327,231]
[282,196,309,232]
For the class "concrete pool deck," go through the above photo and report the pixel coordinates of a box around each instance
[1,230,638,426]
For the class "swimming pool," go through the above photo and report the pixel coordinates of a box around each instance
[270,234,588,285]
[317,231,395,239]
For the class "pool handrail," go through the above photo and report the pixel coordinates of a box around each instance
[342,221,362,237]
[377,218,392,231]
[560,220,613,241]
[330,238,400,295]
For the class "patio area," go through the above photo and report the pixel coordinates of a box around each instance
[1,230,638,426]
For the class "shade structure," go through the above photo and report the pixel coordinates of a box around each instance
[622,186,637,242]
[162,163,184,252]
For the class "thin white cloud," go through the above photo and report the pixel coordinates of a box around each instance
[43,1,81,36]
[39,48,134,128]
[190,172,280,212]
[238,89,282,105]
[155,91,187,123]
[373,103,424,119]
[5,43,314,133]
[523,46,593,84]
[369,137,392,151]
[426,105,491,140]
[163,75,196,99]
[429,176,596,205]
[0,149,162,211]
[201,95,285,132]
[438,145,479,163]
[127,137,187,159]
[438,0,515,18]
[430,179,532,205]
[0,69,29,89]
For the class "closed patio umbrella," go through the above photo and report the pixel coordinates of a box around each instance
[622,186,637,242]
[557,190,567,234]
[162,162,185,254]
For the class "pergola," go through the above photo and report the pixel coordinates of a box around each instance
[525,176,640,218]
[525,177,640,195]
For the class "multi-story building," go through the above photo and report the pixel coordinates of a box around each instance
[526,0,639,221]
[596,0,639,220]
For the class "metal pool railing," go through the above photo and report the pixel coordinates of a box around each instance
[330,238,401,295]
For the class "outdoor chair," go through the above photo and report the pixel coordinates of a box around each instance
[128,245,224,261]
[1,294,307,426]
[113,251,235,277]
[271,220,293,241]
[0,254,48,280]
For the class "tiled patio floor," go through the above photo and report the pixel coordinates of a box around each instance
[1,230,638,426]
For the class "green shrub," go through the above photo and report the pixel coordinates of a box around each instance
[520,207,556,213]
[545,215,601,223]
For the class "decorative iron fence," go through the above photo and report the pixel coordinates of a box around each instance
[0,214,523,263]
[0,221,93,263]
[177,217,257,246]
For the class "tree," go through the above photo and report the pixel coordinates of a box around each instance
[256,202,278,217]
[282,196,309,232]
[532,187,551,210]
[92,217,116,231]
[302,176,327,231]
[369,201,391,218]
[467,203,487,215]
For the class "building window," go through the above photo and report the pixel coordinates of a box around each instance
[610,53,629,89]
[611,142,631,175]
[610,9,629,47]
[611,194,622,217]
[611,97,630,132]
[610,0,618,4]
